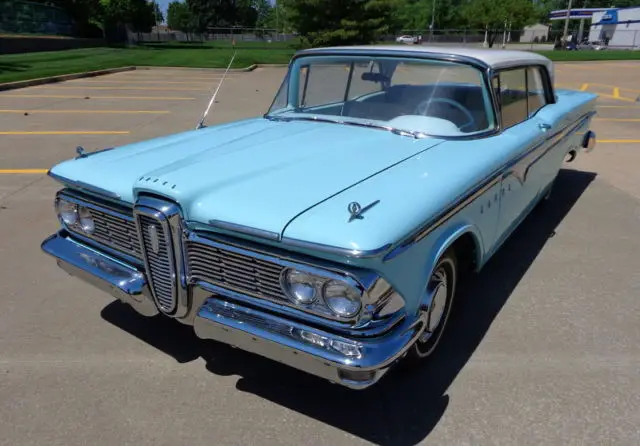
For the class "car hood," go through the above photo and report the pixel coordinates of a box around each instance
[50,117,443,237]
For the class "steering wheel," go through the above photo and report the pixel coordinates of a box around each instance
[414,98,475,131]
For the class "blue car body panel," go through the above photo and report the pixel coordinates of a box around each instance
[42,46,601,389]
[50,119,444,239]
[49,94,598,317]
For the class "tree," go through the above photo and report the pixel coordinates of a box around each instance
[281,0,397,47]
[394,0,430,31]
[267,0,294,32]
[235,0,258,27]
[167,0,195,35]
[100,0,157,33]
[392,0,462,32]
[462,0,538,47]
[254,0,272,28]
[32,0,104,36]
[184,0,272,32]
[151,0,163,23]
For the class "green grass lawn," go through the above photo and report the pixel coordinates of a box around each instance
[139,39,298,50]
[1,43,639,85]
[0,45,295,84]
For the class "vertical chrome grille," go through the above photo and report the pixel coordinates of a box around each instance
[136,213,177,313]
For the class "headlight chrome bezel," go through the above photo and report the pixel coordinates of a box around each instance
[280,266,364,320]
[55,197,79,226]
[55,197,95,235]
[321,279,362,318]
[77,205,95,233]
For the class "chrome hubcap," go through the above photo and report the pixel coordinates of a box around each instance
[420,269,448,343]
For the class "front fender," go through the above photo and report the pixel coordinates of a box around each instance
[415,222,483,313]
[376,217,485,317]
[428,222,484,276]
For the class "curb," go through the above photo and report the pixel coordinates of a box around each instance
[0,62,290,92]
[136,64,259,72]
[0,66,136,92]
[253,63,289,67]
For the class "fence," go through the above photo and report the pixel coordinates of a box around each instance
[390,28,556,50]
[392,27,640,50]
[0,0,74,36]
[129,27,297,46]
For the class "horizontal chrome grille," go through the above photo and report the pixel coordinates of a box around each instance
[186,240,286,301]
[138,214,176,312]
[68,206,142,259]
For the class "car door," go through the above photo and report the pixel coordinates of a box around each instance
[524,66,565,195]
[493,66,555,243]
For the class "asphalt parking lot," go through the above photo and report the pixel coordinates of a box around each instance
[0,61,639,445]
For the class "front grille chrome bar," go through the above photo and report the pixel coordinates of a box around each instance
[133,197,187,316]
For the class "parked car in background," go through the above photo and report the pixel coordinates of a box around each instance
[396,35,418,44]
[42,45,597,390]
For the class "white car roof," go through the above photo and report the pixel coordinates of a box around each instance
[300,45,554,78]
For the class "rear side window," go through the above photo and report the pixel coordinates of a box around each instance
[497,66,550,129]
[527,67,548,117]
[499,69,528,129]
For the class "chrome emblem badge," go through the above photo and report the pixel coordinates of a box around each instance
[348,200,380,222]
[348,201,362,216]
[148,225,160,254]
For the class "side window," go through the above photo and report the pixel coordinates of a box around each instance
[299,63,349,108]
[347,61,383,100]
[498,68,528,129]
[298,65,308,106]
[492,76,501,108]
[527,67,548,116]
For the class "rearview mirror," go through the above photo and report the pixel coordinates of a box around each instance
[361,72,389,83]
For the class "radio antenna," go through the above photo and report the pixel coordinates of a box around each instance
[196,50,237,130]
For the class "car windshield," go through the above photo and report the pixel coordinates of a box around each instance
[266,54,496,138]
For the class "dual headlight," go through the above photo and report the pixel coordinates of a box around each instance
[281,269,362,318]
[56,198,95,234]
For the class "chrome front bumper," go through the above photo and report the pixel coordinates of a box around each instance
[41,231,160,317]
[41,231,424,389]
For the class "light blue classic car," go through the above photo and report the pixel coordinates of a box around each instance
[41,46,597,389]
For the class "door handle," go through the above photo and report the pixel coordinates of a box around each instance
[538,122,551,132]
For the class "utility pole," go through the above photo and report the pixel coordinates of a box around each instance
[275,0,279,42]
[429,0,437,41]
[563,0,573,42]
[578,0,588,42]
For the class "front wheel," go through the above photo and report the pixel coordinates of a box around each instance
[406,249,458,362]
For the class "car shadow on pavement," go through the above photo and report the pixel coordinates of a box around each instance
[101,167,596,446]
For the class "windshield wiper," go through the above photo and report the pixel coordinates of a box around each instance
[340,120,427,139]
[265,114,427,139]
[266,115,342,125]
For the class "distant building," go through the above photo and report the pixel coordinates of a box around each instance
[152,25,170,33]
[588,7,640,48]
[548,7,606,42]
[520,24,550,43]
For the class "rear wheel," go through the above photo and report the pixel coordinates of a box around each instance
[406,249,458,362]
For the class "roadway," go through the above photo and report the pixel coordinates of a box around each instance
[0,62,638,445]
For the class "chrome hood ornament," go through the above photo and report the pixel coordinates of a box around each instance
[348,200,380,222]
[74,145,113,159]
